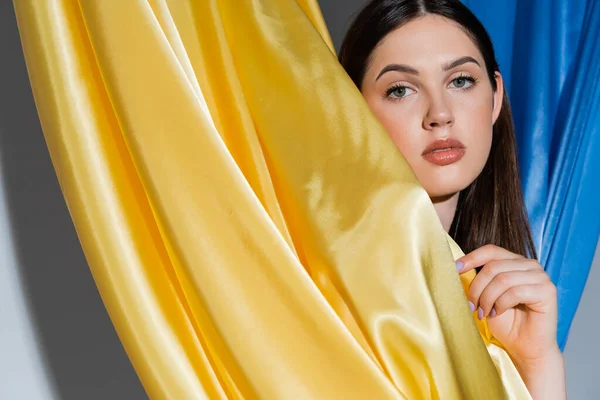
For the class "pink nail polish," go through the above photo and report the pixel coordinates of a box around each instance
[477,307,484,320]
[468,301,476,312]
[490,307,497,318]
[456,260,464,272]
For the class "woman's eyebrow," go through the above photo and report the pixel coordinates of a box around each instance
[376,64,419,81]
[442,56,480,71]
[375,56,481,82]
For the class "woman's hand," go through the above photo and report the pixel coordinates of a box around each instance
[456,244,561,370]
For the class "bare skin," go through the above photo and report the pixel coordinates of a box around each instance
[360,15,565,399]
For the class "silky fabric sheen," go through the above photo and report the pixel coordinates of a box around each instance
[462,0,600,348]
[14,0,530,398]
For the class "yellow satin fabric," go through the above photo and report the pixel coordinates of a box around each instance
[14,0,531,399]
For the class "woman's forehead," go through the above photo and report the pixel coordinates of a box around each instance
[369,15,484,70]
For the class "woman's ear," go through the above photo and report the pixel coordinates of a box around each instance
[492,72,504,124]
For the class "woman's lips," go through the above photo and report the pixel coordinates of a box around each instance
[422,147,466,166]
[421,137,466,166]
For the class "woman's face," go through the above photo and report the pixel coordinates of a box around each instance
[361,15,504,199]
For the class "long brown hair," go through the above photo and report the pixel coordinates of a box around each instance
[339,0,537,259]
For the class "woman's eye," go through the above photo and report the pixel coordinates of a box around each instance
[386,86,415,99]
[449,76,475,89]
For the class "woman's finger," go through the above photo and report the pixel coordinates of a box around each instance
[492,282,557,317]
[468,259,542,311]
[475,270,550,318]
[457,244,526,274]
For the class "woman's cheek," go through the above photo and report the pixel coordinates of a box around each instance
[467,129,493,175]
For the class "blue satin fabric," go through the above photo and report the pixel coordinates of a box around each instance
[463,0,600,349]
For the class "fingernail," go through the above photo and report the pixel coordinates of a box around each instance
[490,307,497,318]
[477,307,484,320]
[468,301,476,312]
[455,260,464,272]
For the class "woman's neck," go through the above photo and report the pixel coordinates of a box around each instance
[431,192,460,233]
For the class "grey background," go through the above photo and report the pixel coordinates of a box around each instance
[1,1,597,399]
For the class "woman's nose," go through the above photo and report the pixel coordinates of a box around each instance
[423,99,454,129]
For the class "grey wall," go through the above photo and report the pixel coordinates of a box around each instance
[1,1,597,399]
[564,240,600,399]
[0,3,146,400]
[318,0,370,50]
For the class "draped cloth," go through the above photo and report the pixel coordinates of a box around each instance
[14,0,531,398]
[462,0,600,349]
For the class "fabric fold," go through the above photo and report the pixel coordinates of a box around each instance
[14,0,531,398]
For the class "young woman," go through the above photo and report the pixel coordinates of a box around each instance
[339,1,566,398]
